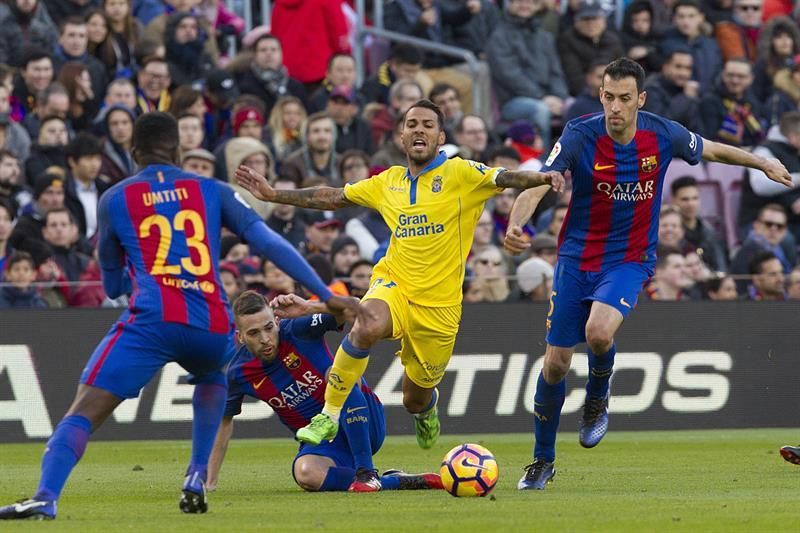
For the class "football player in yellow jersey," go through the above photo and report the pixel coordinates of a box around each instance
[236,100,564,491]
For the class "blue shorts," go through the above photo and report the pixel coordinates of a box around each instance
[545,261,653,348]
[292,391,386,475]
[80,318,232,399]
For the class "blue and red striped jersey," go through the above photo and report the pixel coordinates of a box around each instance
[542,111,703,271]
[97,165,261,333]
[224,314,379,432]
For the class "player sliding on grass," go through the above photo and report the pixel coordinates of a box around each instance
[0,112,357,520]
[208,291,442,493]
[236,98,564,490]
[504,57,792,491]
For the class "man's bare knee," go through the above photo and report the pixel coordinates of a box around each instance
[542,346,574,383]
[294,461,324,492]
[585,323,614,355]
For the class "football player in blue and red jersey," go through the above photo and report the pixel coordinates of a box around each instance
[504,58,792,490]
[208,291,442,493]
[0,112,359,520]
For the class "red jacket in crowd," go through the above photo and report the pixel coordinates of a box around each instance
[271,0,352,84]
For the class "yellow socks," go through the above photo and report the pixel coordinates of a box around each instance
[322,336,370,422]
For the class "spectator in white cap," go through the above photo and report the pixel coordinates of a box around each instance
[516,256,553,302]
[181,148,216,178]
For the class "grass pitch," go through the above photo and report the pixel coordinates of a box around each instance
[1,429,798,532]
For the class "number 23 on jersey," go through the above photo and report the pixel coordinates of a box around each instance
[138,209,211,276]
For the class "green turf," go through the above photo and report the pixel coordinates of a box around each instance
[1,429,798,531]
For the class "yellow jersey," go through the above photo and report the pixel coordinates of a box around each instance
[343,151,503,307]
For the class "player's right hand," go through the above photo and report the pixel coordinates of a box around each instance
[504,224,531,255]
[325,295,364,324]
[235,165,276,201]
[270,293,313,319]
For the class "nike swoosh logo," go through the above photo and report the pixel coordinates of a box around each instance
[253,376,268,389]
[594,163,614,171]
[619,297,631,309]
[14,501,48,513]
[460,458,490,471]
[346,406,367,414]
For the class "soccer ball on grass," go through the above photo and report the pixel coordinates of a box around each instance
[439,443,499,497]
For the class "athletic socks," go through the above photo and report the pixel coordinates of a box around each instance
[340,401,375,473]
[34,415,92,502]
[532,372,566,463]
[318,466,401,491]
[323,336,370,424]
[187,383,227,480]
[586,343,616,399]
[414,388,438,418]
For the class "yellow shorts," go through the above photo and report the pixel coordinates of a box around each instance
[362,273,461,388]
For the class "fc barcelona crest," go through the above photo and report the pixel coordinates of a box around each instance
[282,351,301,370]
[641,155,658,173]
[432,175,443,193]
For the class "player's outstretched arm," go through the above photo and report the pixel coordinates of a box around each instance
[702,139,793,188]
[271,293,358,326]
[207,416,234,491]
[235,165,353,210]
[504,186,551,255]
[496,170,565,193]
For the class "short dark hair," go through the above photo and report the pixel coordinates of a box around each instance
[429,82,458,102]
[779,111,800,137]
[232,290,268,317]
[21,46,52,69]
[663,45,693,64]
[485,145,521,164]
[252,33,280,50]
[603,57,646,93]
[39,114,66,130]
[670,175,698,196]
[0,148,19,162]
[133,112,179,156]
[758,203,787,220]
[0,197,15,222]
[59,15,87,35]
[749,250,779,275]
[403,99,445,131]
[656,246,682,269]
[348,258,373,277]
[66,132,103,162]
[7,251,35,271]
[327,52,354,70]
[44,207,75,226]
[390,43,423,66]
[703,274,733,297]
[454,113,485,135]
[672,0,702,16]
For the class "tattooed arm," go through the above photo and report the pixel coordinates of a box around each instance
[234,165,353,210]
[496,169,565,192]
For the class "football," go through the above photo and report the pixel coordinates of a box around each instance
[439,443,499,497]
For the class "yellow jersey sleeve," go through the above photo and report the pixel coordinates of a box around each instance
[458,158,504,204]
[343,171,386,209]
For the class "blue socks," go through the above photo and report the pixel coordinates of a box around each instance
[187,383,227,480]
[340,403,375,472]
[532,372,566,463]
[416,388,438,416]
[34,415,92,502]
[586,343,616,399]
[318,466,402,491]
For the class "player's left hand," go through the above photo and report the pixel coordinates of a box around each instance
[762,157,793,188]
[270,293,313,319]
[543,171,565,193]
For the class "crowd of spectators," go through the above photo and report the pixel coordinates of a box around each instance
[2,0,800,309]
